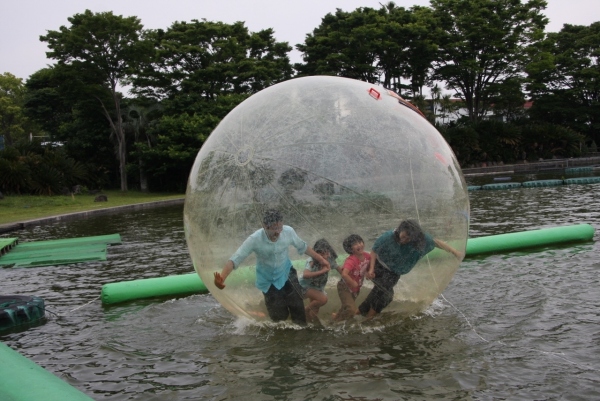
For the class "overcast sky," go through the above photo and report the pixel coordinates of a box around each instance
[2,0,598,82]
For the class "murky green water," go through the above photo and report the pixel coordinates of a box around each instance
[2,181,599,400]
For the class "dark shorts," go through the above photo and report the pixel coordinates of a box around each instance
[263,267,306,325]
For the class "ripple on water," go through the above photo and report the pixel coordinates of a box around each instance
[2,193,600,399]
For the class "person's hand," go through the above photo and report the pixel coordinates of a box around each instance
[454,250,465,260]
[366,269,375,280]
[321,265,331,273]
[214,272,226,289]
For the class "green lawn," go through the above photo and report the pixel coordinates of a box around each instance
[0,190,185,225]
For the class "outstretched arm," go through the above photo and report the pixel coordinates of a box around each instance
[434,238,464,260]
[214,260,234,290]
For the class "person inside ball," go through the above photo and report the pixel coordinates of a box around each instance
[332,234,371,322]
[299,238,340,325]
[213,209,330,325]
[358,219,464,320]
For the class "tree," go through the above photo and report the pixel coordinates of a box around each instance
[379,4,439,96]
[430,84,443,117]
[136,112,218,192]
[438,94,462,124]
[0,73,31,147]
[486,76,528,121]
[296,5,438,97]
[131,20,293,191]
[24,65,118,189]
[122,101,161,192]
[526,22,600,145]
[134,20,293,103]
[0,141,89,195]
[41,10,152,191]
[295,8,381,83]
[431,0,547,122]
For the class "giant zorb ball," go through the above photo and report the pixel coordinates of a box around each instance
[184,76,469,323]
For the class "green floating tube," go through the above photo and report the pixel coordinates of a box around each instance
[481,182,522,190]
[0,342,94,401]
[466,223,595,256]
[565,166,593,173]
[522,179,564,188]
[467,185,482,191]
[101,260,311,305]
[101,224,596,305]
[564,176,600,185]
[101,273,207,305]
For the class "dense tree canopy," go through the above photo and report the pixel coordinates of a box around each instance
[431,0,548,122]
[526,22,600,145]
[24,65,118,189]
[41,9,151,191]
[296,5,438,96]
[134,20,292,103]
[378,4,439,96]
[3,3,598,194]
[295,7,381,83]
[129,20,294,191]
[0,73,33,147]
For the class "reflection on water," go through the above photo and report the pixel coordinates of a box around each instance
[2,183,600,400]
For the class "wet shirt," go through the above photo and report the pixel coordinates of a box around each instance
[372,230,435,275]
[230,225,308,293]
[341,252,371,294]
[299,256,339,292]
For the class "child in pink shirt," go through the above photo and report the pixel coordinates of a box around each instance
[333,234,371,322]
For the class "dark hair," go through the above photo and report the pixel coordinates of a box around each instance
[394,219,426,249]
[313,238,338,259]
[342,234,364,254]
[262,209,282,226]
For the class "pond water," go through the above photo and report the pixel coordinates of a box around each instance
[1,181,599,400]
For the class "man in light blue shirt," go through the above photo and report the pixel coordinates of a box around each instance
[214,209,329,325]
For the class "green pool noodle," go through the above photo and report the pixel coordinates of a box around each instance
[101,260,311,305]
[0,342,94,401]
[101,224,595,304]
[101,273,208,304]
[465,223,595,256]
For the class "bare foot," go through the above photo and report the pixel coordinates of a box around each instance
[364,308,378,321]
[305,307,318,324]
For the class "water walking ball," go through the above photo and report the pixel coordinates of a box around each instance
[184,76,469,323]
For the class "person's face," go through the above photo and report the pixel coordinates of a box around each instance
[264,221,283,241]
[317,250,331,260]
[398,231,410,244]
[350,241,364,256]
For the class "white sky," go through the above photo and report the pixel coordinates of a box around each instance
[1,0,598,82]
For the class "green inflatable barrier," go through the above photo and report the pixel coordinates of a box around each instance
[101,273,208,305]
[101,224,595,305]
[0,342,94,401]
[465,223,595,256]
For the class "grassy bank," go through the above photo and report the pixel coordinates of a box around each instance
[0,190,185,225]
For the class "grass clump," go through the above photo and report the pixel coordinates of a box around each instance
[0,190,184,225]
